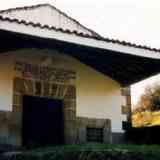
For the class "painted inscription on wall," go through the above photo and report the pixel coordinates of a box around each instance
[14,61,76,83]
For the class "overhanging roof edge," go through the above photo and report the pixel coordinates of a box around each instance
[0,17,160,60]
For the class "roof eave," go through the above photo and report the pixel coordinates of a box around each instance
[0,27,160,87]
[0,17,160,60]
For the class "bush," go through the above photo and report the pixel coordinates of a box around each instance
[1,144,160,160]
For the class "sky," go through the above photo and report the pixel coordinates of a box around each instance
[0,0,160,106]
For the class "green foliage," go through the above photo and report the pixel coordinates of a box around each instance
[1,144,160,160]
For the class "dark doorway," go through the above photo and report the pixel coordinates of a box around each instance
[22,95,64,146]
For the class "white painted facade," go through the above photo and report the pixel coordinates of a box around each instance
[0,4,159,145]
[0,49,126,133]
[0,4,94,36]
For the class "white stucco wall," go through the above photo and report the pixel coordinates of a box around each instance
[0,48,126,133]
[0,55,13,112]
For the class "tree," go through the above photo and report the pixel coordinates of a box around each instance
[134,83,160,112]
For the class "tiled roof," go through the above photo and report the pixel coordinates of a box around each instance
[0,3,47,13]
[0,3,100,37]
[0,4,159,53]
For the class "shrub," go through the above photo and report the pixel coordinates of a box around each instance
[1,144,160,160]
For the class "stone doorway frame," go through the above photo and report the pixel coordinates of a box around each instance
[12,77,77,146]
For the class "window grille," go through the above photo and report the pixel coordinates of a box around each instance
[86,127,103,143]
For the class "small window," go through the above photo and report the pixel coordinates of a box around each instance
[86,127,103,143]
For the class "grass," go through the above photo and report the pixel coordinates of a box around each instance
[1,144,160,160]
[28,144,160,152]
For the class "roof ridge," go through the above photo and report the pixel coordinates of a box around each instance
[0,3,49,13]
[0,3,101,37]
[0,15,159,53]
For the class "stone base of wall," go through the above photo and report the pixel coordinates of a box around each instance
[112,132,126,144]
[0,111,112,146]
[76,117,112,144]
[0,111,22,146]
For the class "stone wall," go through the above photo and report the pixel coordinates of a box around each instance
[112,132,125,144]
[0,77,112,146]
[121,87,132,122]
[11,76,77,146]
[0,111,22,145]
[0,59,113,146]
[77,117,111,144]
